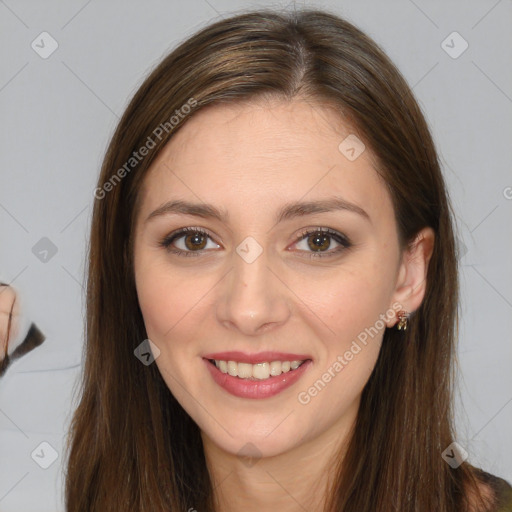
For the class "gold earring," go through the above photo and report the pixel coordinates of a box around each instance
[396,310,409,331]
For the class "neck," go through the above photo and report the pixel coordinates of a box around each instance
[201,400,358,512]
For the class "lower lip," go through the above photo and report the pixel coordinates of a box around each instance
[203,358,312,399]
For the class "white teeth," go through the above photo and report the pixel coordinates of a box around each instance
[227,361,237,376]
[252,362,270,379]
[270,361,282,376]
[237,362,253,379]
[212,359,306,379]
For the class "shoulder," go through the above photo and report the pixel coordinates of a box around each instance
[472,470,512,512]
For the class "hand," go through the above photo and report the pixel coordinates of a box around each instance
[1,283,45,377]
[0,283,18,362]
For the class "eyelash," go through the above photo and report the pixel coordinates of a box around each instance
[159,226,352,259]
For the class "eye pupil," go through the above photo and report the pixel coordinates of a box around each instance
[185,232,207,250]
[308,232,330,252]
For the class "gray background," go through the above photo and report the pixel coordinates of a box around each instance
[0,0,511,510]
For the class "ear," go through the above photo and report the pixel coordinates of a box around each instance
[385,227,435,328]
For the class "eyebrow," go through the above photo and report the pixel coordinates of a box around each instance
[144,197,371,225]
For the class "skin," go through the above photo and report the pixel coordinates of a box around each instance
[133,97,435,511]
[0,285,18,361]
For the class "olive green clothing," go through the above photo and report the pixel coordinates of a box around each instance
[480,470,512,511]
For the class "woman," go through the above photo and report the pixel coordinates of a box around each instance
[64,8,512,511]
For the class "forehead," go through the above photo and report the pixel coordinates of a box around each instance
[138,98,392,226]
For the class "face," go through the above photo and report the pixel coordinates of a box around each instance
[133,98,408,459]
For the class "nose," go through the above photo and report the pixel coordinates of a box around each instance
[215,249,291,336]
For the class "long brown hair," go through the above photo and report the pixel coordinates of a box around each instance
[65,8,495,511]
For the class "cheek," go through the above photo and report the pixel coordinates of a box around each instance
[136,273,171,337]
[295,274,386,423]
[292,257,392,390]
[135,255,215,349]
[135,255,184,339]
[298,259,392,340]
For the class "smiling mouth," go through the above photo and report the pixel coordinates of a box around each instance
[206,358,311,380]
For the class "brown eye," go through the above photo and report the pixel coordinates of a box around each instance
[160,227,221,256]
[307,232,331,252]
[184,232,207,250]
[293,227,352,258]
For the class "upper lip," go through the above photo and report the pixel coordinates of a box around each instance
[203,351,312,364]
